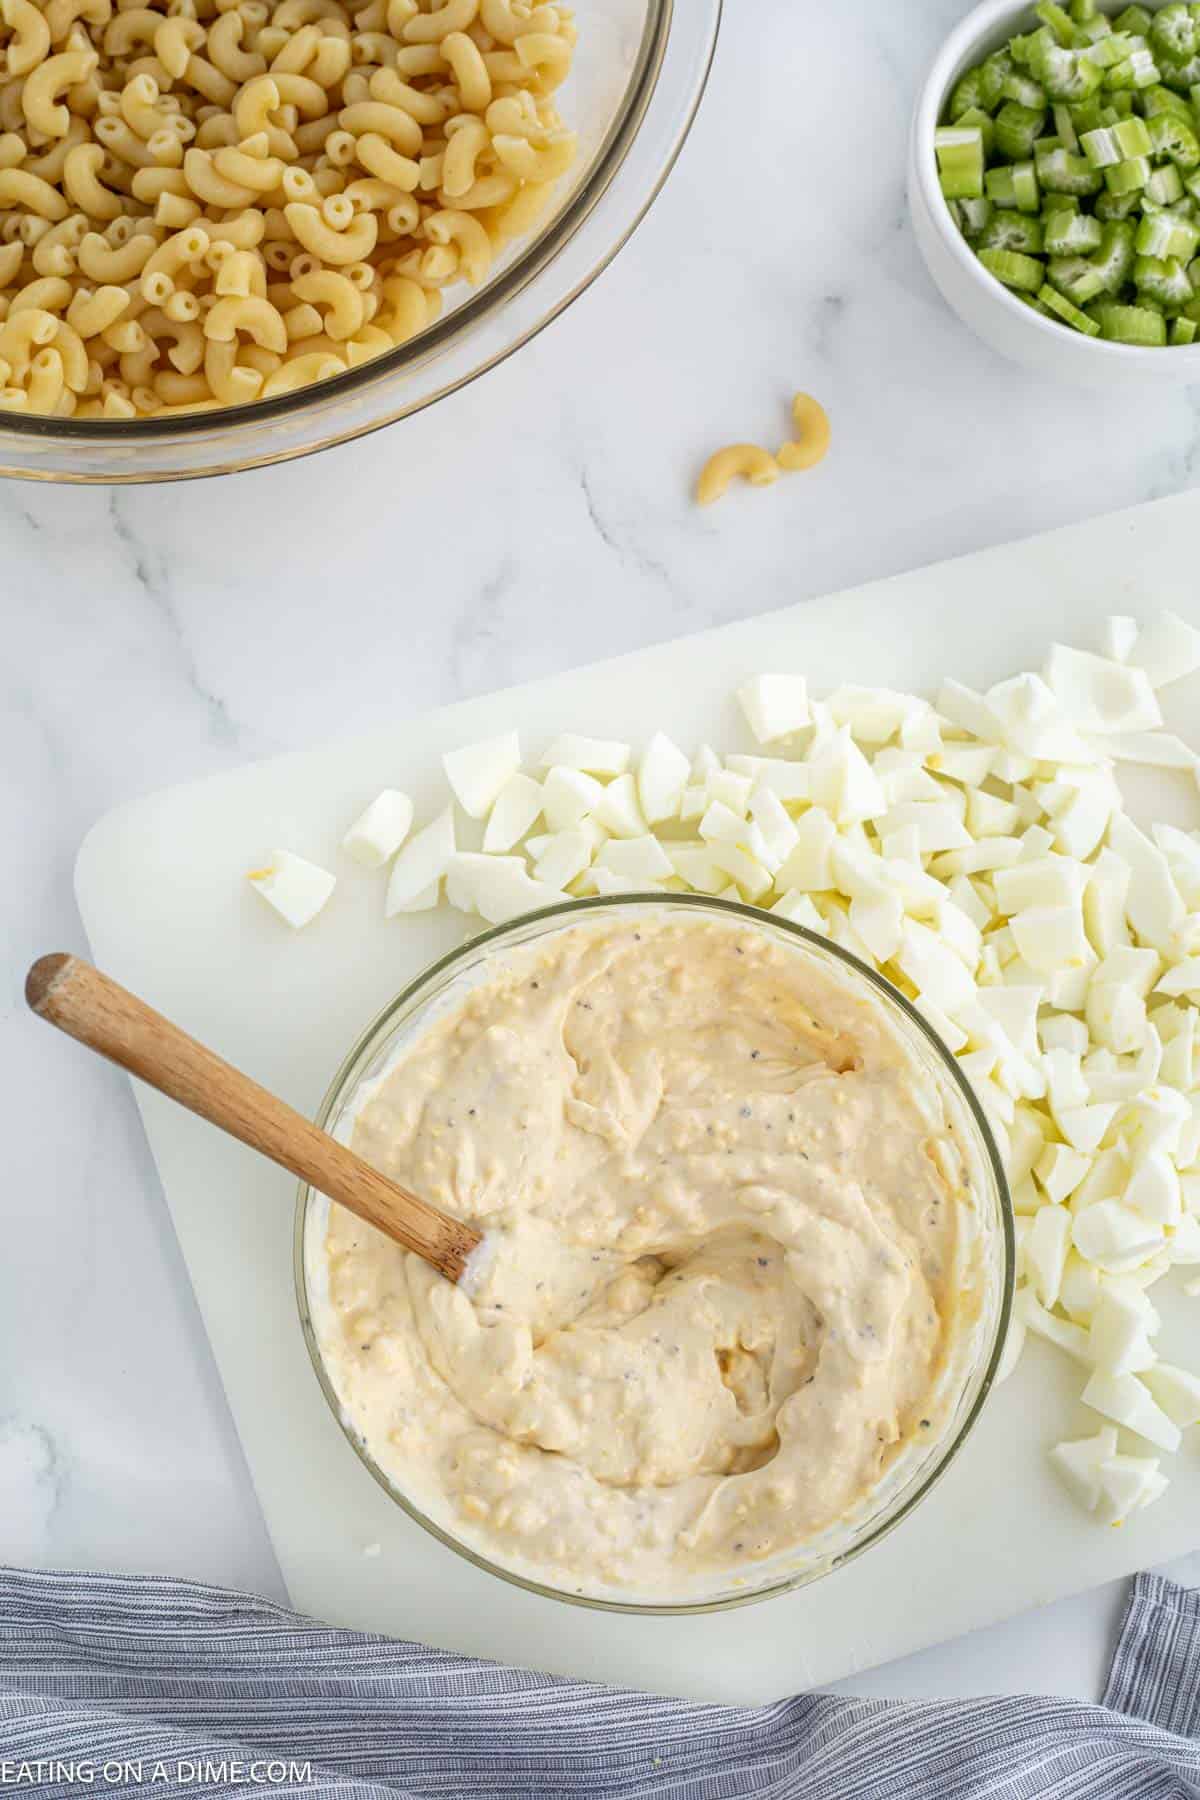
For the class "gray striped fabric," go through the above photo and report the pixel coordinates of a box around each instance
[0,1568,1197,1800]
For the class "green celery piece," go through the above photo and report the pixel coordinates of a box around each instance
[1044,206,1104,252]
[1146,162,1187,202]
[1071,0,1099,20]
[1039,281,1104,330]
[1109,89,1137,115]
[980,211,1045,254]
[1185,165,1200,199]
[1036,1,1080,46]
[995,98,1048,157]
[1029,39,1103,98]
[1159,51,1200,91]
[1080,122,1122,163]
[986,166,1019,207]
[1134,251,1195,303]
[1053,101,1080,147]
[1092,299,1169,340]
[1012,159,1042,210]
[1009,31,1039,66]
[1093,217,1138,289]
[1070,96,1107,131]
[1048,252,1111,299]
[1002,66,1049,106]
[1179,291,1200,317]
[1106,49,1162,90]
[1170,313,1199,339]
[1136,206,1200,256]
[936,125,985,200]
[1150,3,1198,60]
[1095,186,1143,217]
[956,105,997,157]
[1113,5,1152,30]
[980,50,1015,111]
[1149,106,1200,163]
[1087,30,1139,68]
[948,67,988,120]
[1018,291,1055,314]
[1140,81,1195,120]
[1076,15,1113,41]
[959,195,993,237]
[1113,114,1153,154]
[1036,143,1104,189]
[1104,153,1152,192]
[977,246,1046,290]
[1042,191,1080,210]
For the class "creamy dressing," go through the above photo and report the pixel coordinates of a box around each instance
[314,917,975,1597]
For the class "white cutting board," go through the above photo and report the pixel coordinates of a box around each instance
[75,491,1200,1704]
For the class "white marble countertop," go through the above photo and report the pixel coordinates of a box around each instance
[2,0,1197,1706]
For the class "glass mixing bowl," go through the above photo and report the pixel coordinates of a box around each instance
[295,893,1014,1616]
[2,0,720,484]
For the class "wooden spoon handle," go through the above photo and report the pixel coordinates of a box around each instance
[26,953,481,1286]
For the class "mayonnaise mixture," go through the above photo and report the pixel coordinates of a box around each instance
[313,916,980,1598]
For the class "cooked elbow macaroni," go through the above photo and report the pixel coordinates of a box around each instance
[0,0,578,419]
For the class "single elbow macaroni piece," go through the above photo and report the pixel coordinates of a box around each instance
[442,30,491,111]
[203,291,287,351]
[2,0,52,78]
[290,265,364,339]
[0,167,72,221]
[441,114,487,199]
[695,445,781,508]
[777,392,832,473]
[423,206,490,284]
[284,199,377,264]
[62,141,123,220]
[22,48,100,138]
[403,0,479,44]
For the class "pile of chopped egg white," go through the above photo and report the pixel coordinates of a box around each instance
[250,611,1200,1527]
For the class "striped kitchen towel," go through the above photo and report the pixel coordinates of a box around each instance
[0,1567,1198,1800]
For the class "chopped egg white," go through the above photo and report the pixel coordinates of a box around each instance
[248,851,335,930]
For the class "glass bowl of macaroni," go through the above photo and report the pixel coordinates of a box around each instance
[295,893,1014,1615]
[0,0,720,483]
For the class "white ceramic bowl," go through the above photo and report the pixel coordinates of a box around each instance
[908,0,1200,386]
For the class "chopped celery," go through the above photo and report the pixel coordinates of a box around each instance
[1044,206,1104,252]
[1047,252,1110,299]
[1036,1,1080,47]
[1037,144,1104,190]
[1141,81,1195,120]
[995,99,1048,157]
[1039,281,1104,330]
[1149,3,1197,61]
[980,211,1045,254]
[1104,153,1153,191]
[1107,49,1162,91]
[1136,205,1200,255]
[948,67,988,121]
[978,247,1046,290]
[1053,101,1080,147]
[958,195,993,237]
[1095,186,1143,217]
[1092,298,1168,339]
[1013,159,1042,209]
[938,8,1200,346]
[1149,107,1200,162]
[1145,161,1187,201]
[936,126,985,200]
[1133,251,1195,302]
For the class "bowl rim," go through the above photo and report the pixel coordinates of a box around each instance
[912,0,1200,364]
[3,0,713,452]
[293,890,1015,1617]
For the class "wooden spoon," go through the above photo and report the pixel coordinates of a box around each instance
[25,953,483,1286]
